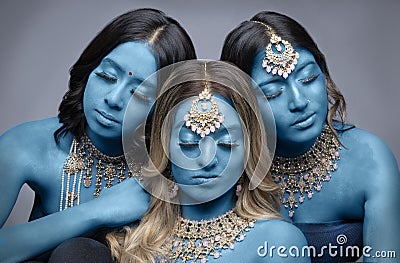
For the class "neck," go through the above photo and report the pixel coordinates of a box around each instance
[275,136,317,158]
[181,188,236,221]
[85,128,123,156]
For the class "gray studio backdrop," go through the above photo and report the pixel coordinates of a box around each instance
[1,0,399,226]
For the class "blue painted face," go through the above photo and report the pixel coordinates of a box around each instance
[251,48,328,149]
[169,95,245,203]
[83,41,157,140]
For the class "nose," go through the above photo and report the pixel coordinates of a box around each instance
[288,85,309,112]
[104,85,125,110]
[198,137,218,170]
[203,156,218,171]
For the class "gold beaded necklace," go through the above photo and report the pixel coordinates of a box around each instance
[59,135,142,211]
[163,210,255,263]
[271,126,341,218]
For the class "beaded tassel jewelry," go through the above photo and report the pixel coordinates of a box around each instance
[59,138,85,211]
[163,210,255,262]
[251,20,299,79]
[59,135,142,211]
[271,126,341,218]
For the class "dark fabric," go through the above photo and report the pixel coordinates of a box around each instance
[28,195,48,222]
[23,250,52,262]
[47,237,114,263]
[22,228,114,262]
[295,221,363,263]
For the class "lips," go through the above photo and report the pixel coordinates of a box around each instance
[191,175,219,185]
[291,112,315,126]
[96,110,120,124]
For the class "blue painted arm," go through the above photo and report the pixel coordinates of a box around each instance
[0,119,150,262]
[362,131,400,262]
[0,178,149,263]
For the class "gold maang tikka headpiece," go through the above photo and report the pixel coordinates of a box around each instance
[251,20,299,79]
[184,62,224,138]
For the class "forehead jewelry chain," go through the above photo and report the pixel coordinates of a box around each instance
[59,135,142,211]
[183,62,224,138]
[271,126,341,218]
[251,20,299,79]
[162,209,255,262]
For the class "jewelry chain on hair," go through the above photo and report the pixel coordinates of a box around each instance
[183,62,225,138]
[251,20,299,79]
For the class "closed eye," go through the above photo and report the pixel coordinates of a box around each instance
[301,74,319,84]
[179,142,199,148]
[265,90,283,100]
[131,90,151,103]
[95,72,117,83]
[218,142,238,148]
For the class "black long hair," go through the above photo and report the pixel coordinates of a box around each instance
[220,11,346,139]
[54,8,196,142]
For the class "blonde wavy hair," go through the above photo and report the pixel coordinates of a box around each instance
[107,60,281,262]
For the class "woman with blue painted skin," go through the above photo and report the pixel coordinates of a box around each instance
[221,11,400,263]
[106,60,310,263]
[0,8,196,262]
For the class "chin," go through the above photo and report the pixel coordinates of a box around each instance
[89,123,122,140]
[280,123,324,144]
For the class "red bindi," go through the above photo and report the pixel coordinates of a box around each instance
[128,71,133,76]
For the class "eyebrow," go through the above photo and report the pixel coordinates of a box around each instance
[256,61,317,87]
[218,124,242,133]
[257,78,281,88]
[175,123,242,136]
[294,61,317,73]
[102,58,123,72]
[102,57,146,82]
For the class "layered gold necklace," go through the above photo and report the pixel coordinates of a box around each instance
[271,126,341,218]
[59,135,142,211]
[164,210,255,262]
